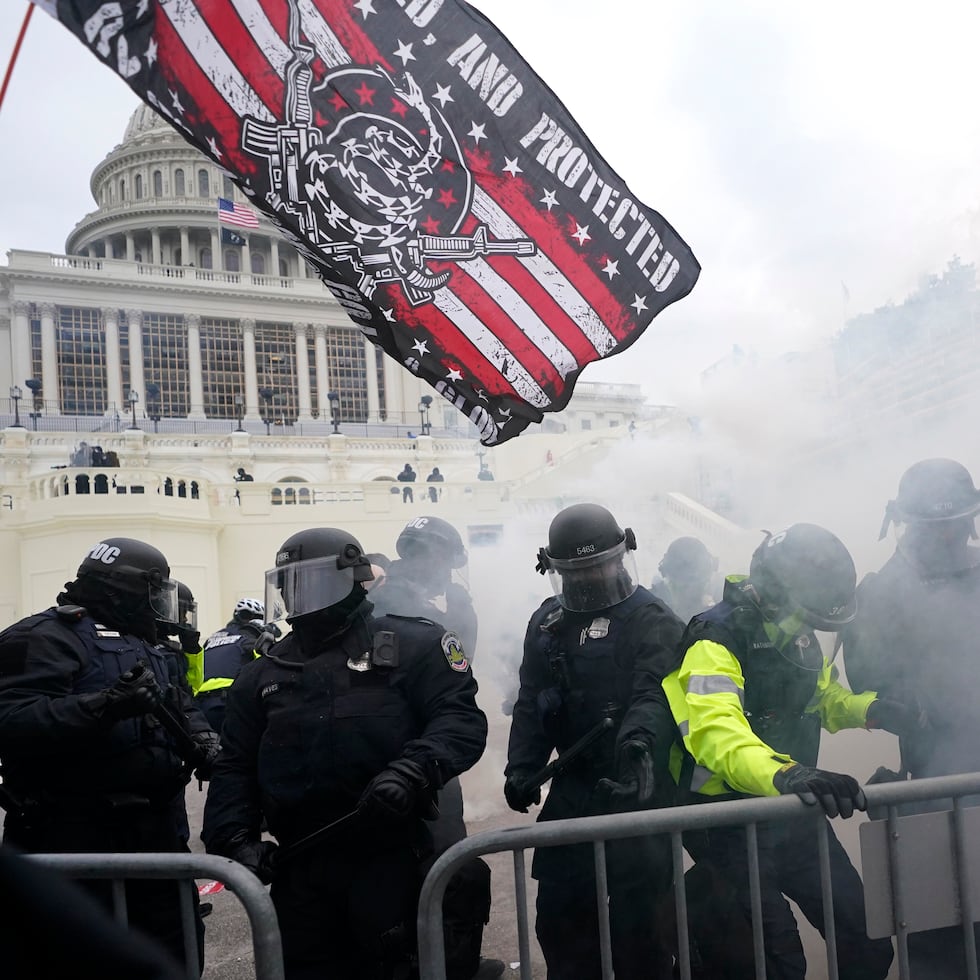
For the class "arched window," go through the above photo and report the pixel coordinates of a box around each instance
[153,170,163,196]
[198,169,209,197]
[134,174,143,199]
[279,256,289,277]
[271,488,283,506]
[119,178,127,201]
[200,247,213,270]
[298,487,311,505]
[224,249,241,272]
[222,175,234,198]
[175,168,185,196]
[251,252,266,275]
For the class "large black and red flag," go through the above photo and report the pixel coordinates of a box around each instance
[42,0,700,444]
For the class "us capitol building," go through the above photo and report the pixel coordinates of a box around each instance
[0,104,737,637]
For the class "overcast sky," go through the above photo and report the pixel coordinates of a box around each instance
[3,1,980,401]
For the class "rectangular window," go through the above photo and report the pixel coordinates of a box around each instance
[200,318,244,419]
[255,321,298,424]
[326,326,368,423]
[57,307,107,414]
[142,313,189,417]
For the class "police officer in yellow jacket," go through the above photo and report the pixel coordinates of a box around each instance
[663,524,901,980]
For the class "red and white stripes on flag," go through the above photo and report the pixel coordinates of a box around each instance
[218,197,260,228]
[47,0,700,444]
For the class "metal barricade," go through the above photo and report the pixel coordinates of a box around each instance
[28,851,284,980]
[418,771,980,980]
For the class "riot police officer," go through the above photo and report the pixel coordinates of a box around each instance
[202,527,488,980]
[371,515,499,980]
[843,458,980,978]
[196,597,269,732]
[504,503,686,980]
[649,536,719,624]
[663,524,897,980]
[0,537,210,973]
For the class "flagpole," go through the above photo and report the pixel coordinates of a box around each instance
[0,3,34,115]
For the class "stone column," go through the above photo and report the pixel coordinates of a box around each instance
[382,347,405,424]
[211,227,221,271]
[363,335,380,423]
[242,235,252,276]
[126,309,146,411]
[151,228,161,266]
[293,321,313,421]
[38,303,60,416]
[10,301,33,394]
[125,232,135,262]
[313,324,329,419]
[270,238,281,277]
[186,313,205,418]
[179,226,190,267]
[102,307,124,414]
[242,318,259,420]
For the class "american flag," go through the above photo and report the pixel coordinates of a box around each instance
[218,197,259,228]
[47,0,700,445]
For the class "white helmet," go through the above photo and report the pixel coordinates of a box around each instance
[233,597,265,623]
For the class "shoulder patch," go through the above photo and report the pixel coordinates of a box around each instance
[441,631,469,672]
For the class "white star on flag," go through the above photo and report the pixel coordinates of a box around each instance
[446,368,463,382]
[432,84,453,108]
[393,40,415,65]
[631,294,649,314]
[137,0,149,15]
[540,190,559,211]
[412,339,429,356]
[170,89,184,114]
[467,122,487,145]
[502,158,523,178]
[207,136,222,160]
[353,0,376,18]
[382,308,396,321]
[145,37,157,66]
[602,259,619,279]
[572,224,591,246]
[475,389,488,401]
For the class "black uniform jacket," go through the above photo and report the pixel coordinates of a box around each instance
[202,610,487,853]
[843,552,980,780]
[0,609,202,806]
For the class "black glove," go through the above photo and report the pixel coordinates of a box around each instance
[358,758,429,822]
[773,764,867,819]
[190,730,221,781]
[229,837,278,884]
[177,625,201,655]
[865,699,925,736]
[504,772,541,813]
[88,662,164,722]
[596,738,655,806]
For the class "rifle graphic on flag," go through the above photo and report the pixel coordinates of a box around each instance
[43,0,700,445]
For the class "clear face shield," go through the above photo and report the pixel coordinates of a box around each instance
[896,516,980,574]
[265,554,373,622]
[764,599,854,670]
[147,576,179,624]
[179,598,199,631]
[547,541,639,613]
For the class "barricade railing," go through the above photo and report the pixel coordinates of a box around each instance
[27,852,284,980]
[418,771,980,980]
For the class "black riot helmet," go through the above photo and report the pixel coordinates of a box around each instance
[659,537,717,587]
[748,524,856,634]
[880,458,980,538]
[537,503,639,612]
[75,537,178,625]
[265,527,375,623]
[395,515,468,569]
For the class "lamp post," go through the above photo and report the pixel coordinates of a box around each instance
[8,385,22,428]
[127,389,140,430]
[327,391,341,434]
[234,393,245,432]
[258,387,275,436]
[419,394,433,436]
[24,378,42,430]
